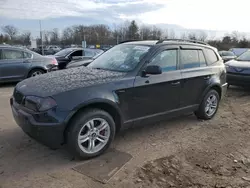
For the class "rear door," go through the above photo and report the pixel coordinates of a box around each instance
[129,46,182,121]
[179,46,212,107]
[0,48,28,81]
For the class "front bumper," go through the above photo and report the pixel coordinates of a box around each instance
[10,97,66,149]
[227,73,250,86]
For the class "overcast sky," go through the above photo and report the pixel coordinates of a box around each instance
[0,0,250,35]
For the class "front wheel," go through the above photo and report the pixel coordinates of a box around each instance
[195,89,220,120]
[67,109,116,159]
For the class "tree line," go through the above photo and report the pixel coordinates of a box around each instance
[1,20,250,50]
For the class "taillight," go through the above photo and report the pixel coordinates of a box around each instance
[52,58,58,65]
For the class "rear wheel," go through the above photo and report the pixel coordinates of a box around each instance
[67,109,115,159]
[195,89,220,120]
[28,69,45,77]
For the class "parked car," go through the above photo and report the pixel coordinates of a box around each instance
[44,45,61,55]
[229,48,249,57]
[219,51,236,62]
[225,50,250,87]
[10,39,227,159]
[49,48,104,69]
[0,46,58,83]
[66,50,104,69]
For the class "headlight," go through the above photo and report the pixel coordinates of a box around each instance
[225,64,230,68]
[24,96,57,111]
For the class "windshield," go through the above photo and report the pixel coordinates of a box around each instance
[88,44,150,72]
[92,50,104,59]
[237,51,250,61]
[222,51,235,56]
[54,48,75,56]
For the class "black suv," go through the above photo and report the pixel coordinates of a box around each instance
[10,40,227,159]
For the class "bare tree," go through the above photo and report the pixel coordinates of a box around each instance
[180,32,187,40]
[140,25,151,40]
[197,31,208,41]
[49,28,60,44]
[169,29,176,39]
[188,32,198,40]
[1,25,18,40]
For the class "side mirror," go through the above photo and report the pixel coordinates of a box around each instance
[143,65,162,75]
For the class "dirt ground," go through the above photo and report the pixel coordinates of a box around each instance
[0,84,250,188]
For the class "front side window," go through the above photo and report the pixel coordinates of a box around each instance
[149,50,177,72]
[71,50,83,57]
[23,52,32,59]
[2,49,24,60]
[88,44,150,72]
[180,50,200,69]
[54,48,74,56]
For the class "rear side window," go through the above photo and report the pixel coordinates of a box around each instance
[1,49,24,60]
[198,50,207,67]
[205,48,218,64]
[180,50,200,69]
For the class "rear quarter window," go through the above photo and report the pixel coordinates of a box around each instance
[205,48,218,65]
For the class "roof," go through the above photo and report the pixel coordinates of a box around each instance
[121,39,213,49]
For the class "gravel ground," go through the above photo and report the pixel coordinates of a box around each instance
[0,84,250,188]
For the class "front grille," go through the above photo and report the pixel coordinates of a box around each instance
[13,89,24,104]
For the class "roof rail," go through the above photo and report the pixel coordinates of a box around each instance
[118,39,140,44]
[156,39,209,46]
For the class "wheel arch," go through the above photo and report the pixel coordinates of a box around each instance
[63,99,123,144]
[199,84,222,104]
[27,66,47,78]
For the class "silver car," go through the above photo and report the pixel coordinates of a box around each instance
[0,46,58,83]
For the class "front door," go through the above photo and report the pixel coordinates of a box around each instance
[0,49,27,81]
[179,47,212,107]
[129,46,181,122]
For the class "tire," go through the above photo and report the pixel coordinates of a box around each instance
[195,89,220,120]
[67,109,116,159]
[28,69,45,78]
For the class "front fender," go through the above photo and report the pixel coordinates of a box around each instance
[64,98,123,125]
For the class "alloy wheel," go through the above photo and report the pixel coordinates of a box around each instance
[205,94,218,117]
[77,118,110,154]
[31,71,43,77]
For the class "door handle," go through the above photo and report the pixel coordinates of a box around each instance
[171,81,180,86]
[204,76,210,80]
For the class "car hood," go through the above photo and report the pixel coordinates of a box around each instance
[225,59,250,68]
[15,67,126,97]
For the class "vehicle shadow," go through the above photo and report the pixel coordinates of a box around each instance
[0,82,17,88]
[0,127,77,182]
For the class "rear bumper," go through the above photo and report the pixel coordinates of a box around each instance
[10,98,67,149]
[221,83,228,99]
[227,73,250,86]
